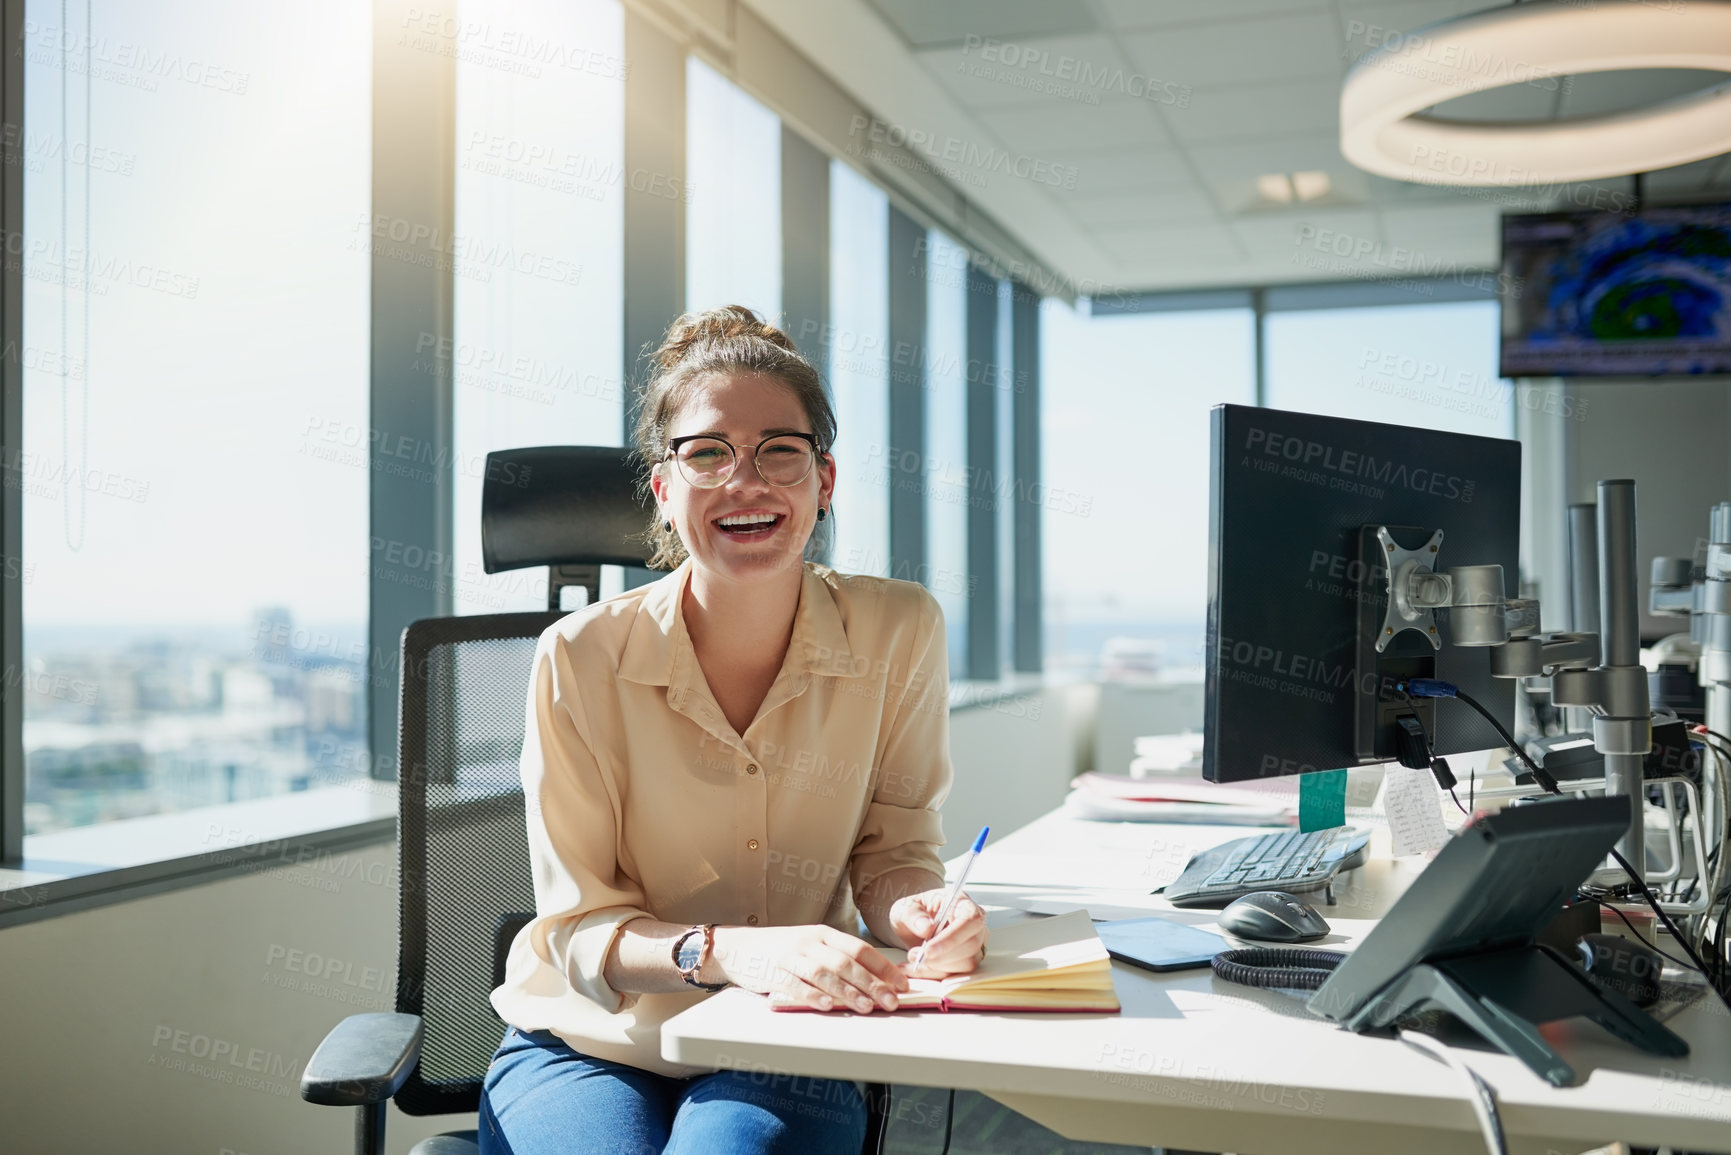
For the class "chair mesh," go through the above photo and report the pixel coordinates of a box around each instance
[397,617,557,1110]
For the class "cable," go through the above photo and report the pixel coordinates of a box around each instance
[1588,896,1699,972]
[939,1086,954,1155]
[1453,685,1560,794]
[1210,947,1346,991]
[1406,679,1731,1010]
[1399,1029,1507,1155]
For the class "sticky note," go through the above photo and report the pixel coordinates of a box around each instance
[1299,768,1348,832]
[1381,764,1450,856]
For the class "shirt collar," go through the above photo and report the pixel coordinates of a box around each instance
[617,559,862,686]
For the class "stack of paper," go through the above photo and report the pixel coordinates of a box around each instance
[1128,732,1206,778]
[1064,771,1298,825]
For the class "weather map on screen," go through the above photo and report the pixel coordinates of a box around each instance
[1500,202,1731,377]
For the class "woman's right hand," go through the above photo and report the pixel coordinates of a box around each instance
[714,925,908,1013]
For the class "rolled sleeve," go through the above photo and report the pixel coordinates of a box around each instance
[519,630,653,1014]
[849,590,953,896]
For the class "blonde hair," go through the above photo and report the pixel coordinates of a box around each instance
[634,305,835,569]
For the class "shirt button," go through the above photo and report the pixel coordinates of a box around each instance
[747,914,759,925]
[746,763,758,775]
[747,839,759,850]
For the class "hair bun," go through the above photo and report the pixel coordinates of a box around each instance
[654,305,797,369]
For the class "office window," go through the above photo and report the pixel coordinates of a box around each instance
[1265,301,1510,440]
[451,0,626,615]
[21,0,371,833]
[827,160,889,577]
[1041,303,1256,680]
[997,281,1016,673]
[924,231,968,674]
[685,57,780,319]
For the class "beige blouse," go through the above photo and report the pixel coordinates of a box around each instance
[489,558,954,1077]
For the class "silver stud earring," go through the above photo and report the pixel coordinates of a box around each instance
[663,519,672,532]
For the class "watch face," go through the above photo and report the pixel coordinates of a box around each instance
[677,939,702,970]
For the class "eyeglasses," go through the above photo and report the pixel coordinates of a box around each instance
[664,432,823,489]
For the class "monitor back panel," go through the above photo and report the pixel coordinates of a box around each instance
[1204,404,1521,783]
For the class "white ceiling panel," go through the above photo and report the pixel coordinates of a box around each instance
[1165,79,1340,143]
[1121,11,1346,91]
[1645,155,1731,197]
[1425,80,1560,122]
[1095,0,1334,31]
[1379,202,1500,256]
[1095,223,1245,270]
[1066,184,1223,230]
[1557,68,1728,120]
[975,97,1169,154]
[916,32,1145,111]
[1235,207,1385,278]
[867,0,1097,48]
[749,0,1731,293]
[1041,145,1192,196]
[1340,0,1497,66]
[1187,133,1351,191]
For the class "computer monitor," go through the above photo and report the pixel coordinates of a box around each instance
[1203,404,1522,783]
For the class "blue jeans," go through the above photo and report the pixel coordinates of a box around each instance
[479,1026,867,1155]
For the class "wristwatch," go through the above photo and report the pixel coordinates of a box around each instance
[672,924,729,991]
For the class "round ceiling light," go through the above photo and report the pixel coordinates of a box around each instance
[1340,1,1731,186]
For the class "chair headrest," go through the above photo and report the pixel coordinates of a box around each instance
[481,446,659,574]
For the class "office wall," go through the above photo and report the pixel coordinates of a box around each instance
[0,694,1089,1155]
[941,684,1096,851]
[1564,377,1731,640]
[0,843,455,1155]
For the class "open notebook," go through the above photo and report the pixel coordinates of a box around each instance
[775,909,1121,1013]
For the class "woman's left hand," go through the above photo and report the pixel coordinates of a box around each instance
[889,890,987,979]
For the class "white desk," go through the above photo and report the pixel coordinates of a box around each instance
[662,807,1731,1155]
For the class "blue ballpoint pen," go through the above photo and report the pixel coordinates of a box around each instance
[907,826,989,972]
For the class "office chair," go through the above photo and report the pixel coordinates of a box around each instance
[298,445,892,1155]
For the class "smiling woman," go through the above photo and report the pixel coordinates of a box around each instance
[481,305,990,1155]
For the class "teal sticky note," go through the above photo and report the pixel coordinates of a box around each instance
[1299,769,1348,832]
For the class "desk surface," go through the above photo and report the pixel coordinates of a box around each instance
[662,808,1731,1155]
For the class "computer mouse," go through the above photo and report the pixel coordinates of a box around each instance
[1577,933,1663,1008]
[1218,891,1331,943]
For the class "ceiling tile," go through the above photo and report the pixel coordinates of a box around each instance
[1235,208,1386,278]
[1165,78,1339,143]
[1095,223,1243,271]
[915,32,1147,111]
[868,0,1096,48]
[1064,184,1223,230]
[1040,145,1192,196]
[1424,81,1559,122]
[1121,11,1345,91]
[1095,0,1333,31]
[1340,0,1499,68]
[1380,202,1500,257]
[1188,133,1350,191]
[975,98,1169,154]
[1644,155,1731,198]
[1557,68,1726,120]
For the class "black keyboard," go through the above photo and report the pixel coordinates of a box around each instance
[1162,826,1371,908]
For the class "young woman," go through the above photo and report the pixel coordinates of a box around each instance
[482,306,988,1154]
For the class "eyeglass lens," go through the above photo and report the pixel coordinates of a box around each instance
[674,435,815,488]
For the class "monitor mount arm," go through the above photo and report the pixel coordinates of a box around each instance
[1363,480,1651,872]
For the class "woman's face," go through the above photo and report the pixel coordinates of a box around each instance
[649,371,835,586]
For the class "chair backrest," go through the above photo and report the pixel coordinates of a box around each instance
[391,444,659,1115]
[482,445,657,609]
[392,611,562,1115]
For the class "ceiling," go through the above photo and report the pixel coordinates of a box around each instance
[754,0,1731,295]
